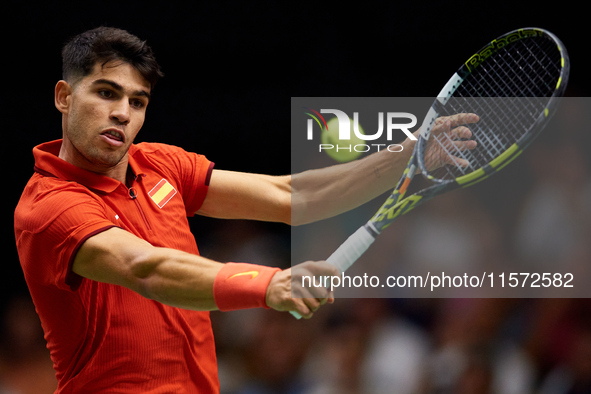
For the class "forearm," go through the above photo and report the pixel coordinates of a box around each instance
[73,227,224,310]
[133,247,222,311]
[291,139,415,226]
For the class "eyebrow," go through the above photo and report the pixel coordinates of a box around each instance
[91,78,151,101]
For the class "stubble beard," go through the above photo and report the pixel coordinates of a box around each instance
[66,124,130,172]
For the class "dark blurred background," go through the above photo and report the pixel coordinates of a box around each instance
[2,1,590,393]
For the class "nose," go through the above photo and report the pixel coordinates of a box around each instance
[110,100,131,125]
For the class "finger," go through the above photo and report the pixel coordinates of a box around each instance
[293,299,314,319]
[444,148,478,167]
[317,288,336,306]
[434,141,470,166]
[304,297,321,312]
[309,284,330,300]
[316,294,332,306]
[294,298,320,319]
[430,119,452,138]
[445,155,470,167]
[326,290,335,304]
[441,142,475,166]
[449,125,473,140]
[447,113,480,128]
[452,139,477,151]
[294,278,331,303]
[434,114,479,135]
[433,129,476,155]
[300,261,341,277]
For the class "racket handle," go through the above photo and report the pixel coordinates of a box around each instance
[290,226,376,319]
[326,225,375,272]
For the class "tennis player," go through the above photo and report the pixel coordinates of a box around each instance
[14,27,476,392]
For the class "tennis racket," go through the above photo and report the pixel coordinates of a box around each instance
[291,27,569,319]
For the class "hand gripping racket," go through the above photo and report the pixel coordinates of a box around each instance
[291,27,569,319]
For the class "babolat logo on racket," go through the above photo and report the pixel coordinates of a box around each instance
[303,107,418,163]
[462,28,544,75]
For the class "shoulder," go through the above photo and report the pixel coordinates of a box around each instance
[15,174,108,233]
[131,142,210,172]
[130,142,213,185]
[132,142,204,159]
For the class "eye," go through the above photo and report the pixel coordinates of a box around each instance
[98,89,114,99]
[130,99,146,109]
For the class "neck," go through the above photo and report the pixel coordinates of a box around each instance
[58,138,130,184]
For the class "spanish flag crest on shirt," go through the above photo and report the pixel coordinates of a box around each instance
[148,178,177,208]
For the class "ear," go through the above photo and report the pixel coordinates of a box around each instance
[55,80,73,114]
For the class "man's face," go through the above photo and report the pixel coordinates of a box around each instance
[60,61,151,175]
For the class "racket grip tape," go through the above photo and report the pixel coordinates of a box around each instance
[325,225,376,272]
[290,226,376,319]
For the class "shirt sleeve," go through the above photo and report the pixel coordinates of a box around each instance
[16,189,116,291]
[182,156,215,216]
[141,143,214,216]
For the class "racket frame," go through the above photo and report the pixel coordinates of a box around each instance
[369,27,569,235]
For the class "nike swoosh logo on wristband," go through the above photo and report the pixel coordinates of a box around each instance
[227,271,259,280]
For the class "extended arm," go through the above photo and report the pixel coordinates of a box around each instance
[195,141,416,226]
[72,226,337,318]
[194,114,478,226]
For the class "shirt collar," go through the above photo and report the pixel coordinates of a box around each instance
[33,139,143,194]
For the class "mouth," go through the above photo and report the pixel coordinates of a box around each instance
[100,128,126,146]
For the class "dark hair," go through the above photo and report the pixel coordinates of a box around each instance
[61,26,163,88]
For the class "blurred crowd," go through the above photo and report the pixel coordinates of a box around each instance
[3,102,591,394]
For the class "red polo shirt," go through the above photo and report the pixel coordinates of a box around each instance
[14,140,219,393]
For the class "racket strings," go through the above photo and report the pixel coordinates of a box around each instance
[457,37,562,98]
[423,35,563,181]
[428,97,546,179]
[423,98,527,178]
[498,41,556,96]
